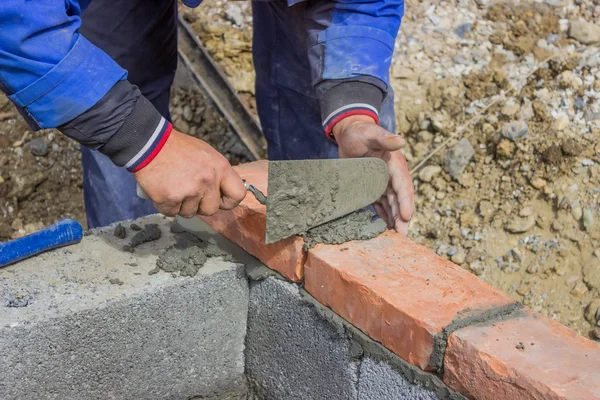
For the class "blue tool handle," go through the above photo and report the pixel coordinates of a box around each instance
[0,219,83,268]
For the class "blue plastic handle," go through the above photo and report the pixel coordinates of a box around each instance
[0,219,83,268]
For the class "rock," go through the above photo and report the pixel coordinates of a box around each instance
[571,202,583,221]
[583,209,594,231]
[501,103,520,117]
[542,145,562,164]
[418,165,442,183]
[496,139,515,158]
[225,3,245,27]
[530,177,547,190]
[583,258,600,290]
[114,223,127,239]
[516,283,529,296]
[28,139,48,156]
[501,121,528,141]
[445,138,474,179]
[506,215,536,234]
[182,105,193,122]
[519,207,534,217]
[585,299,600,324]
[519,102,535,121]
[478,200,495,219]
[561,139,582,156]
[569,20,600,45]
[454,22,472,39]
[571,282,588,298]
[451,249,466,264]
[584,109,600,121]
[7,171,46,200]
[11,218,23,230]
[552,219,564,232]
[582,159,595,166]
[554,113,569,131]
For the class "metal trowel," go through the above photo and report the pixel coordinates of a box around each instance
[136,158,389,244]
[249,158,388,244]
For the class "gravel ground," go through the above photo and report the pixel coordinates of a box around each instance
[1,0,600,340]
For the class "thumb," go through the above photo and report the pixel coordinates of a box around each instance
[364,127,405,152]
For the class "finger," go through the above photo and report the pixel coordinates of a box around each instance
[220,169,247,210]
[395,218,410,237]
[197,188,220,216]
[386,189,400,222]
[380,196,395,229]
[155,201,181,217]
[399,196,414,223]
[373,202,392,229]
[364,127,406,152]
[179,196,202,219]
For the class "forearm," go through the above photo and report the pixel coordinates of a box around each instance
[305,0,404,137]
[0,0,168,171]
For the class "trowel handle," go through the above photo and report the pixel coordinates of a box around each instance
[136,182,266,206]
[243,180,267,205]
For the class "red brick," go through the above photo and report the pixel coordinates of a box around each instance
[200,161,306,282]
[444,312,600,400]
[304,231,513,370]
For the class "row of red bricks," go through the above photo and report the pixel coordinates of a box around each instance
[201,161,600,400]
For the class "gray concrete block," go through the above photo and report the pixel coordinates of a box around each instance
[0,216,249,400]
[358,357,439,400]
[246,277,359,400]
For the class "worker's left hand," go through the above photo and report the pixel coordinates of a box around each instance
[333,115,414,236]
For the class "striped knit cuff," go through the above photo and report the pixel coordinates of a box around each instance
[125,118,172,172]
[99,94,172,172]
[319,80,384,141]
[323,104,380,140]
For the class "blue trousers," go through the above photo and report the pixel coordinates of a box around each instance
[80,0,394,228]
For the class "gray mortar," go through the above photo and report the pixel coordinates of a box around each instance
[301,210,387,250]
[429,302,526,372]
[265,158,387,242]
[156,230,233,277]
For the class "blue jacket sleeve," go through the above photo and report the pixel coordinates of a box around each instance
[306,0,404,136]
[0,0,127,129]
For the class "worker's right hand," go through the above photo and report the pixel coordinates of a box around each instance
[133,129,247,218]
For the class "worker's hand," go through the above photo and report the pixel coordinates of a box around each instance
[333,115,414,236]
[133,129,247,218]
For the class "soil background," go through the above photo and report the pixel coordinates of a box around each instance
[1,0,600,340]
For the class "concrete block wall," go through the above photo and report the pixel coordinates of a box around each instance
[0,216,249,400]
[201,160,600,400]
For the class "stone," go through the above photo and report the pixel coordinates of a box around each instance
[519,102,535,121]
[445,138,474,179]
[496,139,515,158]
[501,121,528,141]
[501,103,520,118]
[28,139,49,157]
[451,249,466,265]
[571,282,588,297]
[506,216,536,234]
[583,258,600,290]
[454,22,473,39]
[554,113,569,131]
[585,300,600,324]
[7,171,46,200]
[530,177,547,190]
[519,207,534,217]
[572,203,583,221]
[583,209,594,231]
[418,165,442,183]
[225,3,245,27]
[569,20,600,45]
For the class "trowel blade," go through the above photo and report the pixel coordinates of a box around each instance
[265,158,388,244]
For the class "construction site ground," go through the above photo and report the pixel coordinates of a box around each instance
[1,0,599,341]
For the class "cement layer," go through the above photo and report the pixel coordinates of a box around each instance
[301,210,387,250]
